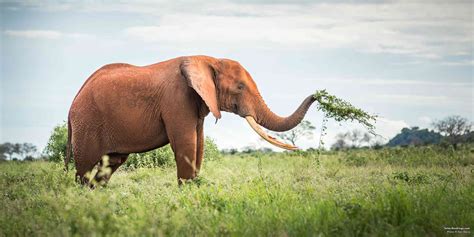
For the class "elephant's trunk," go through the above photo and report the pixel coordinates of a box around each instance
[254,94,316,132]
[244,94,316,150]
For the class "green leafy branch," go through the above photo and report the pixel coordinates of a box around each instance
[313,90,377,135]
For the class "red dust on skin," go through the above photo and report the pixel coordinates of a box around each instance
[66,55,316,186]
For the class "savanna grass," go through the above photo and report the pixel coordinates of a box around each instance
[1,146,473,236]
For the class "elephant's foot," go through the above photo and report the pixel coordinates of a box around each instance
[178,176,198,186]
[92,154,129,187]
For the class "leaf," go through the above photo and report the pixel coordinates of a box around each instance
[313,90,377,134]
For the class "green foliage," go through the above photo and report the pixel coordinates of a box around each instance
[1,146,472,236]
[0,143,14,160]
[203,137,221,162]
[124,137,221,169]
[391,171,429,184]
[341,153,368,167]
[313,90,377,134]
[387,127,442,147]
[338,145,474,167]
[125,145,175,169]
[44,122,68,163]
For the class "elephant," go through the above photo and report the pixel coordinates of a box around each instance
[65,55,316,185]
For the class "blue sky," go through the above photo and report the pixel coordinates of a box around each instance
[1,0,472,151]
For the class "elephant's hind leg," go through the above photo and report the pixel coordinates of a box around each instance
[73,131,105,185]
[75,154,101,185]
[93,153,129,185]
[74,153,103,185]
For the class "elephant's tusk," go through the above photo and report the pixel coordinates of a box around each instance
[245,116,299,151]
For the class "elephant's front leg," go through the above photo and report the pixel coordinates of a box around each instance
[168,127,198,184]
[195,118,204,176]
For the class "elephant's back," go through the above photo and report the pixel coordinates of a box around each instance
[70,62,168,120]
[72,63,135,103]
[73,57,183,105]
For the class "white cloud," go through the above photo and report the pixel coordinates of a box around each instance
[4,30,63,39]
[440,60,474,66]
[375,94,450,106]
[6,1,472,59]
[121,1,472,59]
[418,116,433,127]
[374,117,409,140]
[311,77,472,87]
[3,30,95,40]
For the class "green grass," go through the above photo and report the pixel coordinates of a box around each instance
[1,147,473,236]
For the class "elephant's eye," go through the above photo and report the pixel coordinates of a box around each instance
[237,83,245,90]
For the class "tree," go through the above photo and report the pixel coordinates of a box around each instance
[0,144,9,160]
[0,143,38,160]
[331,137,349,150]
[221,148,238,155]
[387,127,442,147]
[21,143,37,160]
[432,115,472,148]
[331,129,377,150]
[0,142,15,160]
[241,145,258,154]
[44,122,68,162]
[269,120,316,146]
[13,143,21,157]
[349,130,363,147]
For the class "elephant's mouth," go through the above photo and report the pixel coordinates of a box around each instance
[245,116,299,151]
[232,104,239,113]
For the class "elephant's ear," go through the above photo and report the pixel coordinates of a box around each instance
[180,57,221,120]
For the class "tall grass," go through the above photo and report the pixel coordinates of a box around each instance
[1,146,473,236]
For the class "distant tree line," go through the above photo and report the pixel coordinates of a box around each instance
[332,115,473,150]
[0,142,37,161]
[331,130,385,150]
[1,115,472,161]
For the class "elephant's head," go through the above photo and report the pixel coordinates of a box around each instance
[181,56,316,150]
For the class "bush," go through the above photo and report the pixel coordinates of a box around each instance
[124,137,221,169]
[44,122,67,163]
[125,145,175,169]
[203,137,221,162]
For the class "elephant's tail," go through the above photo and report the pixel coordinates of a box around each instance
[65,118,72,172]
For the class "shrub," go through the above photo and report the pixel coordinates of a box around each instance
[203,137,221,162]
[44,122,68,163]
[124,137,221,169]
[125,145,175,169]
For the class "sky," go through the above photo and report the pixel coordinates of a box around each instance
[1,0,473,152]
